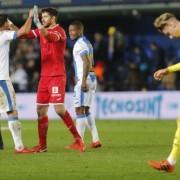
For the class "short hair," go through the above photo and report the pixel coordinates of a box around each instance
[0,14,7,27]
[41,7,58,17]
[70,21,84,30]
[154,13,176,31]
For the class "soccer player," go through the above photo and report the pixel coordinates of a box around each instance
[148,12,180,172]
[23,7,85,152]
[69,21,101,148]
[0,11,33,153]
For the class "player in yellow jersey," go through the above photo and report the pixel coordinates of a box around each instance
[148,13,180,172]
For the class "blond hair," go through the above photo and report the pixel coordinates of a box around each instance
[154,13,176,31]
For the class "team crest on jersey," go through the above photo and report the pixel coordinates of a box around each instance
[52,86,59,94]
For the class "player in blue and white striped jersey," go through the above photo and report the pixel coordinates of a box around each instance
[0,11,34,153]
[69,21,101,148]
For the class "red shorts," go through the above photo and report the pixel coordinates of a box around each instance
[37,76,66,105]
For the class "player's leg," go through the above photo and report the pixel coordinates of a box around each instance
[8,111,34,153]
[8,113,33,154]
[85,73,101,148]
[0,82,5,150]
[0,124,4,150]
[31,77,49,153]
[7,110,24,151]
[167,118,180,166]
[54,104,81,140]
[51,76,82,140]
[85,107,101,148]
[51,76,85,152]
[148,118,180,172]
[73,82,88,141]
[75,106,87,140]
[30,105,49,153]
[0,80,32,153]
[54,104,85,152]
[33,104,49,152]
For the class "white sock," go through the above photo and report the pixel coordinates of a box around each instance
[167,157,176,166]
[167,118,180,166]
[86,113,100,142]
[76,115,87,140]
[8,120,24,150]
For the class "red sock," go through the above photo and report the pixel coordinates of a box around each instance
[62,111,81,140]
[38,116,48,147]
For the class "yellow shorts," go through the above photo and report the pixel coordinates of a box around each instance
[0,80,16,113]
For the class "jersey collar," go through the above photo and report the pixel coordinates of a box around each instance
[48,24,59,30]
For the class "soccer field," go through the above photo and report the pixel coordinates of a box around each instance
[0,120,180,180]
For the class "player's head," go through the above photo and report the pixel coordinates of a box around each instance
[0,14,8,29]
[69,21,84,40]
[41,7,58,28]
[154,13,179,38]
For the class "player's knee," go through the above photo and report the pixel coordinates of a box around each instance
[37,106,48,119]
[54,104,65,116]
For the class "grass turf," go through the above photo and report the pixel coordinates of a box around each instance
[0,120,180,180]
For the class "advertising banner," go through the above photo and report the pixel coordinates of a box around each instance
[95,92,179,119]
[1,92,179,120]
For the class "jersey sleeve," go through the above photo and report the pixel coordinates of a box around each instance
[78,43,89,56]
[167,63,180,72]
[46,28,66,42]
[4,31,16,41]
[20,29,39,39]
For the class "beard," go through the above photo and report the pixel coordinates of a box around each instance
[43,22,51,28]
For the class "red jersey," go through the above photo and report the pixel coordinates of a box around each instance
[25,25,66,77]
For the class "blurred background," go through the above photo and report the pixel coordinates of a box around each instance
[1,0,180,119]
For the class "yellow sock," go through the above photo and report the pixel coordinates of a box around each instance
[167,118,180,165]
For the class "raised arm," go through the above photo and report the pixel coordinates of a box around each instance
[7,19,19,31]
[33,6,49,39]
[16,9,33,38]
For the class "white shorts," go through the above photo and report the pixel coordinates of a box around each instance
[73,72,97,108]
[0,80,16,113]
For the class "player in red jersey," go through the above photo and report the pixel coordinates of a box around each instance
[23,6,85,152]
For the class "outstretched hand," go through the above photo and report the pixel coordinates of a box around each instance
[28,9,34,18]
[153,68,168,81]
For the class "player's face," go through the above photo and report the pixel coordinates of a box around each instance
[69,25,81,40]
[41,12,54,28]
[162,20,179,38]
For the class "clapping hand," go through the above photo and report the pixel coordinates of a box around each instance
[33,5,42,28]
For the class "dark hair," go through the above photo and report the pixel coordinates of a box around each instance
[70,21,84,30]
[41,7,58,17]
[0,14,7,27]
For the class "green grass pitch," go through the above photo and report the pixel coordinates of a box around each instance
[0,120,180,180]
